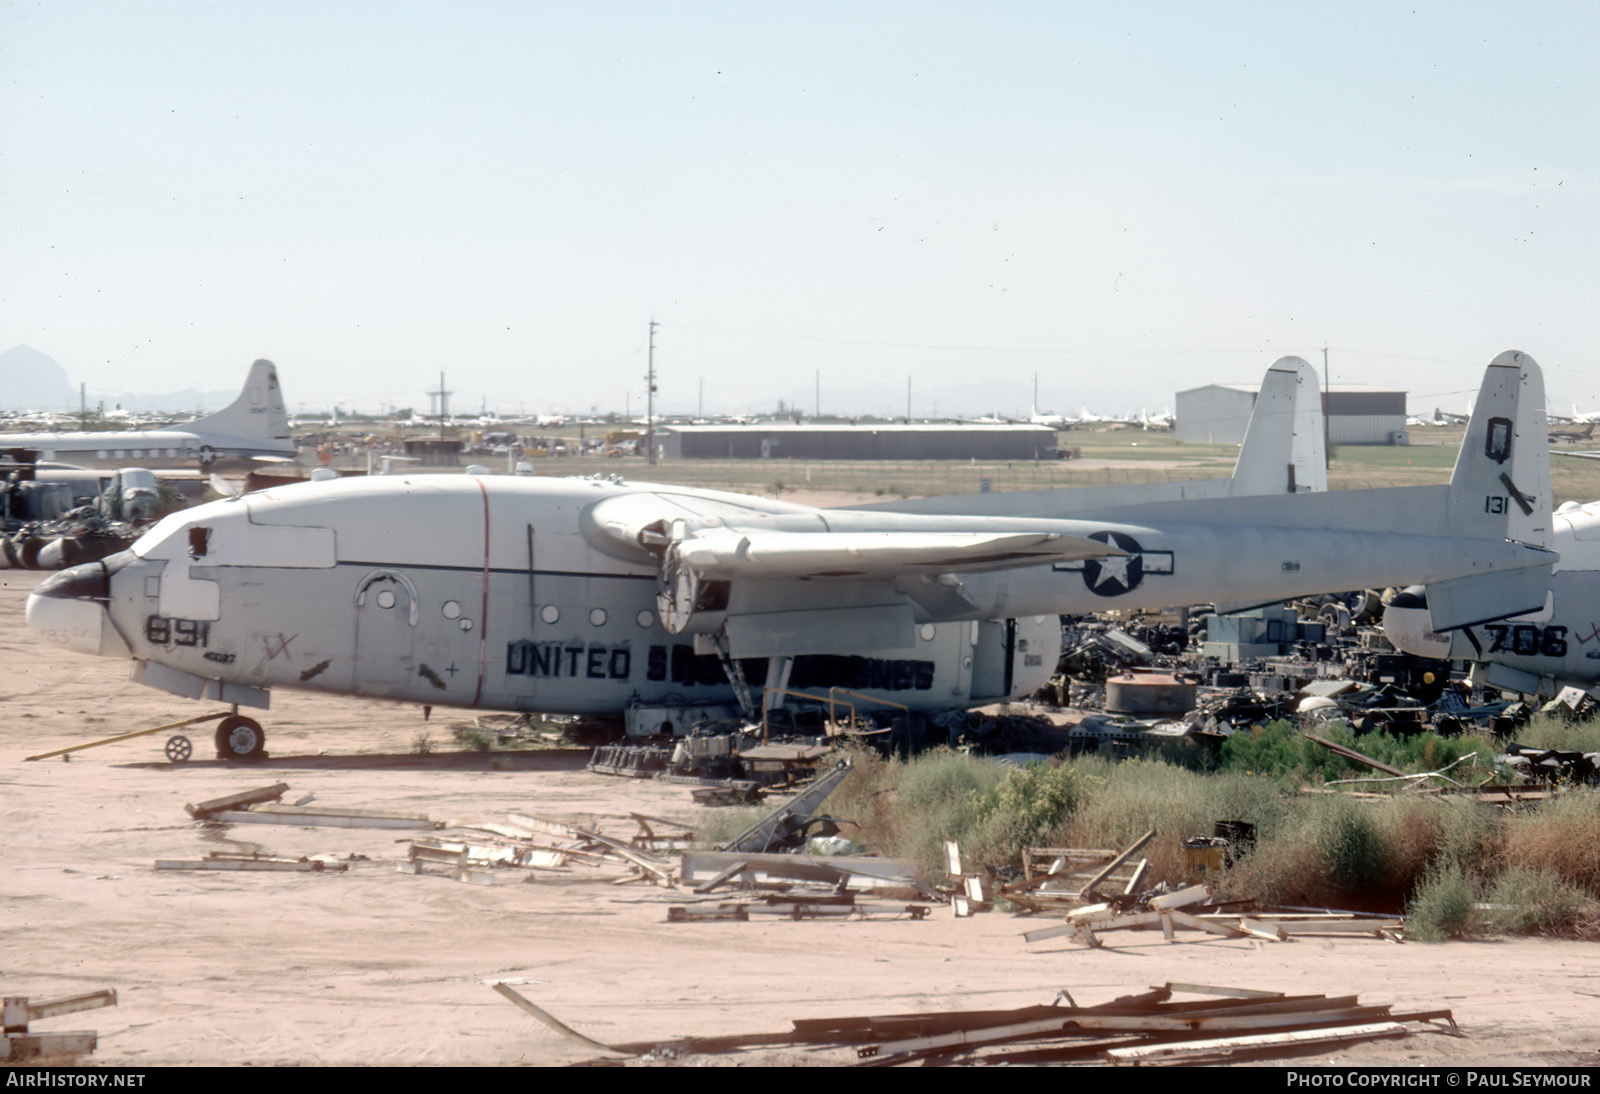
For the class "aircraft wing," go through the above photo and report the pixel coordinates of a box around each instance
[671,528,1125,579]
[1553,450,1600,461]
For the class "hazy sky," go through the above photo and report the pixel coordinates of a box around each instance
[4,2,1599,418]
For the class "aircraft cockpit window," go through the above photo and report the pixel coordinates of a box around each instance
[1485,417,1513,463]
[188,527,211,558]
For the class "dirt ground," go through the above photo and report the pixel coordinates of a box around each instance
[3,568,1598,1068]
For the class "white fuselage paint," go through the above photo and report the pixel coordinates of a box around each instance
[29,476,1061,715]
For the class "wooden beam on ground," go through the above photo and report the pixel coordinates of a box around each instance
[1077,829,1156,898]
[209,809,436,829]
[184,783,290,819]
[576,827,676,886]
[693,858,750,894]
[155,857,345,872]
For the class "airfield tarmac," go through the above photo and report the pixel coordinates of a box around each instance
[3,567,1598,1068]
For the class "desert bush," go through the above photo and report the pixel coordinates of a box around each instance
[886,748,1007,873]
[1513,713,1600,755]
[1405,863,1475,941]
[1493,790,1600,896]
[1476,867,1594,935]
[689,805,771,849]
[451,726,494,751]
[1053,758,1290,885]
[966,760,1093,867]
[1223,793,1388,907]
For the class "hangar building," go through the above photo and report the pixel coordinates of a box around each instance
[1175,385,1408,446]
[657,423,1059,461]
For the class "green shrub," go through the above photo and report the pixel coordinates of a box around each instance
[1514,713,1600,755]
[1477,867,1593,935]
[968,761,1090,866]
[1220,719,1496,786]
[1405,863,1475,941]
[451,726,495,752]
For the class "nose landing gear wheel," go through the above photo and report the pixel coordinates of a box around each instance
[215,715,267,760]
[164,735,193,763]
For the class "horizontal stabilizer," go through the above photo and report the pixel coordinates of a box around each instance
[1424,564,1555,631]
[674,529,1124,579]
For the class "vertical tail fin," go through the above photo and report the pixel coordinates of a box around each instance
[185,359,292,450]
[1444,350,1550,548]
[1229,356,1327,496]
[1424,351,1553,630]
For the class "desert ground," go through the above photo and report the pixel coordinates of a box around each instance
[3,567,1598,1068]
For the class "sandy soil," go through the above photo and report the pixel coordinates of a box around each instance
[3,568,1598,1068]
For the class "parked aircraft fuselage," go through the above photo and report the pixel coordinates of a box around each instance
[29,468,1549,719]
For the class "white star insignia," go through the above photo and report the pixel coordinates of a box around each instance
[1092,555,1132,590]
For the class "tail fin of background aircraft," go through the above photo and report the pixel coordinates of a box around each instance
[1228,356,1326,496]
[1425,350,1552,630]
[1444,350,1550,548]
[184,359,292,448]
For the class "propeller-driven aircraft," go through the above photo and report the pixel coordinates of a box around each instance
[28,352,1551,759]
[0,360,294,469]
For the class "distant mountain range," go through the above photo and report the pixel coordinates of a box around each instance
[0,345,238,414]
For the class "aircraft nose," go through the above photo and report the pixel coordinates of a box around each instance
[1381,587,1451,660]
[26,554,134,658]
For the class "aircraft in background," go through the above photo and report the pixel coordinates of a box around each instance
[28,352,1550,759]
[1548,421,1596,443]
[0,360,294,470]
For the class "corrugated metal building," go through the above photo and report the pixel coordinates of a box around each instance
[1175,385,1408,446]
[658,423,1058,461]
[1174,384,1257,445]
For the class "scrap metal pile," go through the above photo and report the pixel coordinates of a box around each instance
[492,980,1458,1067]
[0,458,175,569]
[1043,593,1553,757]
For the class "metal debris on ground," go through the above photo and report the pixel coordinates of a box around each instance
[203,802,440,829]
[1001,831,1154,914]
[942,841,989,917]
[1021,884,1406,949]
[665,896,933,923]
[490,981,1456,1066]
[679,850,929,895]
[721,757,854,854]
[3,989,117,1063]
[155,852,349,872]
[402,811,691,887]
[1497,742,1600,786]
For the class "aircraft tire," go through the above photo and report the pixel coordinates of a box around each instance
[215,716,266,760]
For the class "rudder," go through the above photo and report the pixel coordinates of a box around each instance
[1229,356,1327,496]
[186,359,293,451]
[1444,350,1550,548]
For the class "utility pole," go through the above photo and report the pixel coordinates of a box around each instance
[815,369,820,417]
[646,320,658,465]
[427,371,453,441]
[906,375,912,424]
